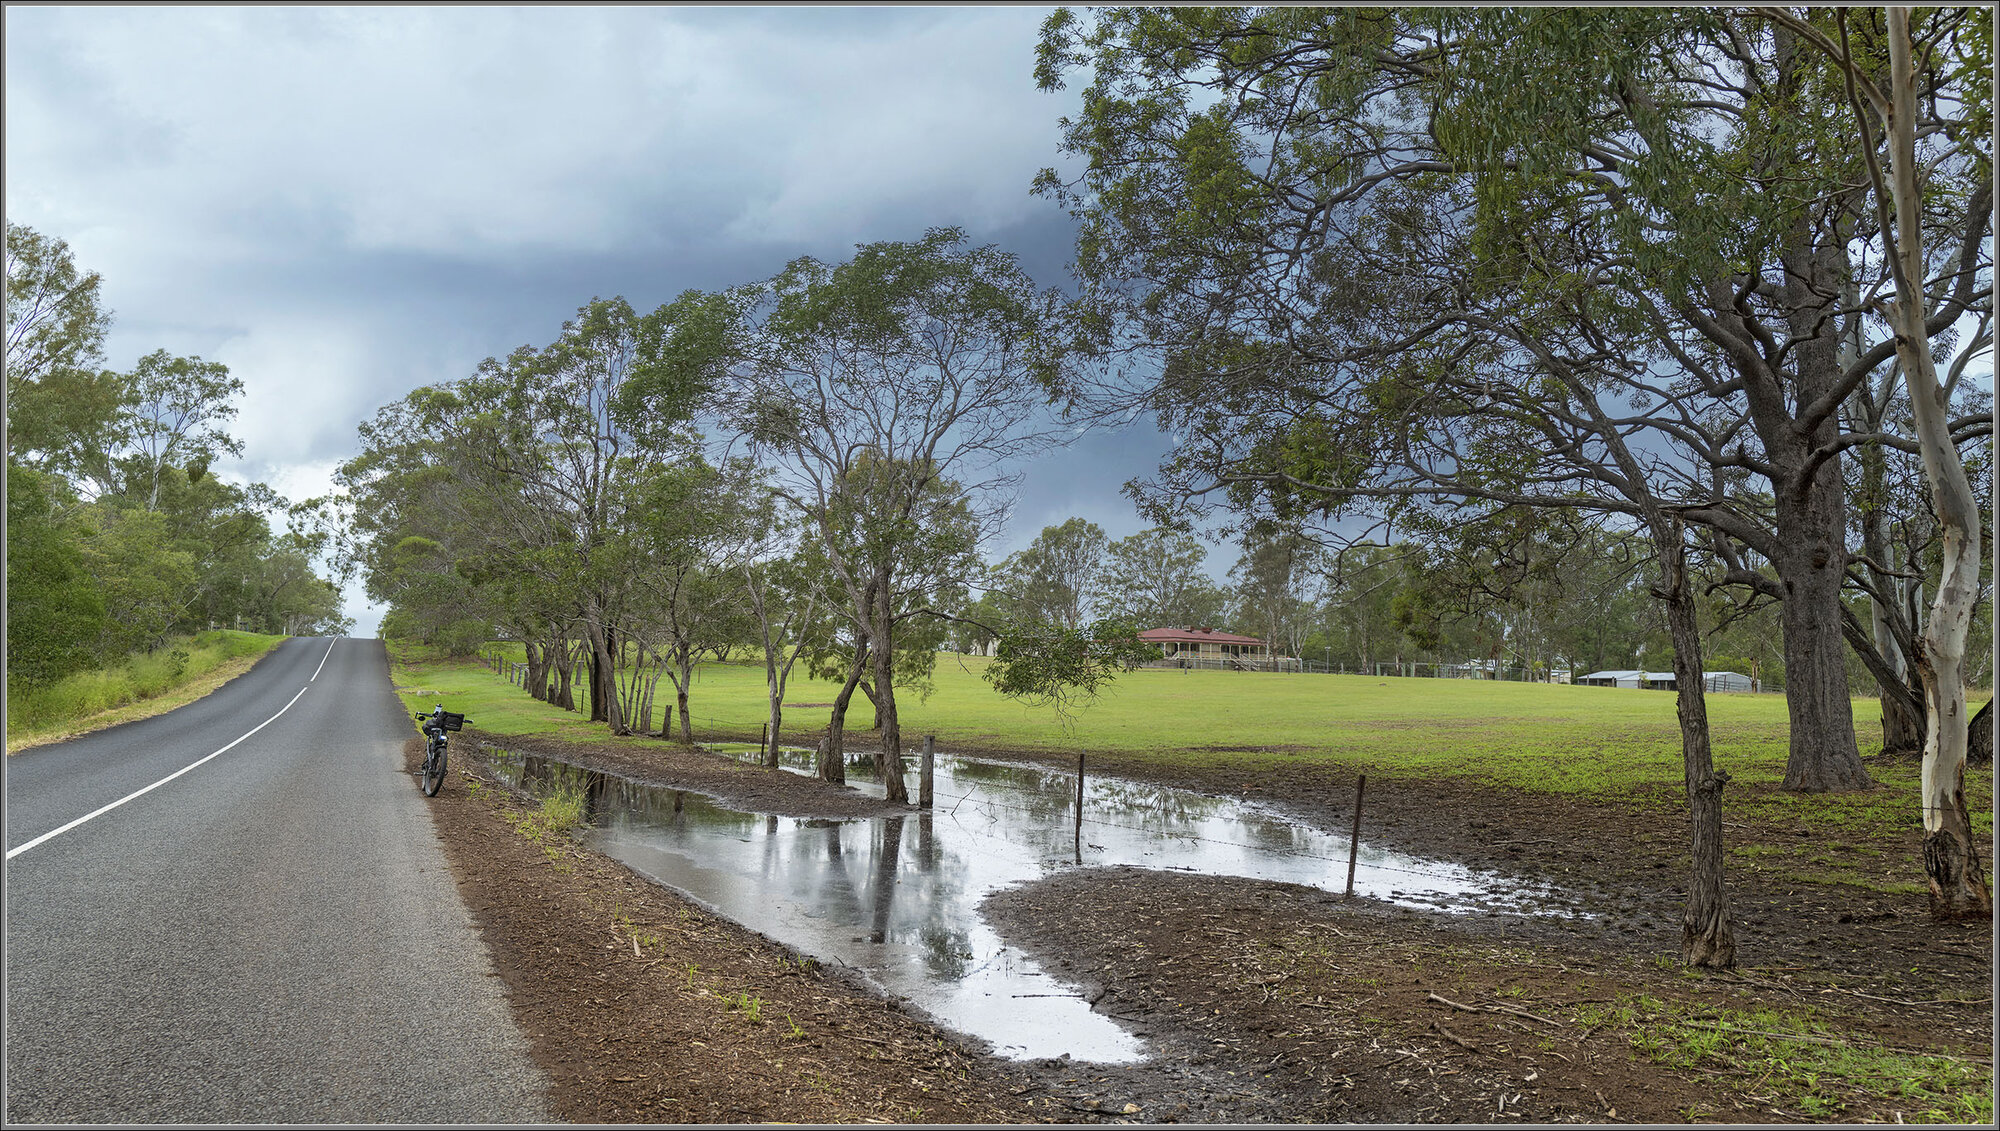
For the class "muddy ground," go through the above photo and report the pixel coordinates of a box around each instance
[411,731,1993,1124]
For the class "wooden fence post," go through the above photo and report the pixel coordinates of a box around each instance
[1345,774,1366,897]
[920,735,935,808]
[1074,751,1086,865]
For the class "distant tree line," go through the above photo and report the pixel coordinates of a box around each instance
[339,230,1144,804]
[962,514,1830,688]
[6,223,352,687]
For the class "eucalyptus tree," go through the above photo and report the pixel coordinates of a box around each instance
[1762,5,1992,917]
[992,517,1109,629]
[5,465,106,684]
[1034,5,1991,799]
[623,452,762,741]
[5,223,346,669]
[1315,543,1416,672]
[4,221,121,484]
[739,507,836,768]
[1227,524,1324,664]
[1095,526,1227,627]
[468,296,704,732]
[791,457,984,785]
[1030,3,1984,965]
[341,296,706,712]
[638,229,1071,804]
[118,350,245,512]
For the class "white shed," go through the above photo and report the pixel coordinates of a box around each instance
[1577,669,1660,689]
[1578,669,1757,692]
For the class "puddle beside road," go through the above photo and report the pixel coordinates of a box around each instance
[486,743,1580,1064]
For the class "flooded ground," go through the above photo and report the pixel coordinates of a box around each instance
[486,743,1581,1064]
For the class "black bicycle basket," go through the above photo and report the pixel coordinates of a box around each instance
[435,710,466,732]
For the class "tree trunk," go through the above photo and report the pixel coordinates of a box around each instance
[1881,688,1926,755]
[523,641,547,702]
[1767,488,1871,791]
[584,619,624,734]
[554,639,577,712]
[855,677,882,730]
[1860,461,1929,756]
[1737,122,1870,792]
[1967,700,1992,765]
[765,665,785,769]
[658,668,685,743]
[675,653,695,745]
[873,577,909,805]
[1657,518,1735,969]
[583,618,612,726]
[756,595,784,769]
[637,654,663,736]
[822,639,868,785]
[1881,8,1989,920]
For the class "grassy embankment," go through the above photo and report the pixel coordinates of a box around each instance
[396,642,1990,896]
[6,630,289,753]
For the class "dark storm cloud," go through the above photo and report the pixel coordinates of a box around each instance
[4,4,1176,631]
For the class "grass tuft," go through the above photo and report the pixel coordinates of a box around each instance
[1583,993,1992,1123]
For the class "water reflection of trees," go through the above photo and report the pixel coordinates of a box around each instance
[869,816,903,943]
[918,923,975,979]
[514,750,1345,893]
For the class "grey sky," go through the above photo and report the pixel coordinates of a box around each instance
[5,5,1177,635]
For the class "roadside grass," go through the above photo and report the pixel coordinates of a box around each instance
[394,643,1991,882]
[6,630,288,753]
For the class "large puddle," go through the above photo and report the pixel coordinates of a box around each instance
[486,743,1578,1064]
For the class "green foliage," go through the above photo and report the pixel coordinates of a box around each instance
[981,618,1156,723]
[4,223,350,659]
[120,348,245,509]
[537,780,590,834]
[342,293,719,730]
[1096,526,1228,628]
[629,232,1075,770]
[5,465,107,686]
[6,629,285,737]
[5,220,116,479]
[70,503,198,654]
[988,518,1109,630]
[1032,6,1990,757]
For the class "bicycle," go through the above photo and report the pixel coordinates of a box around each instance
[413,704,467,797]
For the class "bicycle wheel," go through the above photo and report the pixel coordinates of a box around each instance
[422,741,447,796]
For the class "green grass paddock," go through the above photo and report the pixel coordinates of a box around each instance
[466,645,1851,785]
[404,643,1988,885]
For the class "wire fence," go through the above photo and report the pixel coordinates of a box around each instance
[472,650,1961,894]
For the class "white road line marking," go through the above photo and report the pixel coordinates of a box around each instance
[311,637,338,681]
[5,685,312,860]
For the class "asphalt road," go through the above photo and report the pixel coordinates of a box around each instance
[5,637,550,1124]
